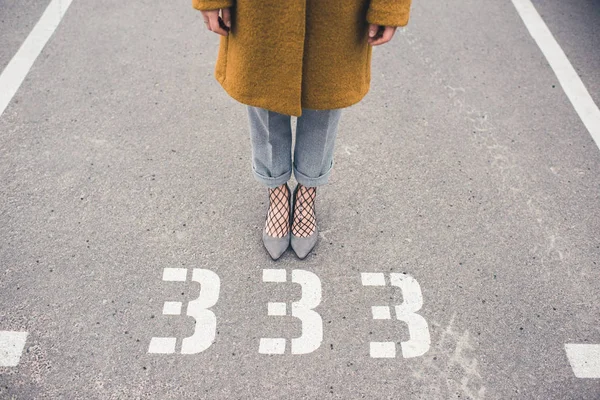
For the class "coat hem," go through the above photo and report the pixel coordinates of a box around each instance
[218,79,303,116]
[216,75,370,117]
[300,88,370,113]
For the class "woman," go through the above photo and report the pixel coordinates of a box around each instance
[193,0,412,260]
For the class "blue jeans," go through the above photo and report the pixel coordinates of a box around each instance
[246,106,344,188]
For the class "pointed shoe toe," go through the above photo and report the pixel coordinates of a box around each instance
[262,230,290,260]
[290,229,318,259]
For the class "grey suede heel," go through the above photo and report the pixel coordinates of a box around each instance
[290,184,318,259]
[262,184,291,260]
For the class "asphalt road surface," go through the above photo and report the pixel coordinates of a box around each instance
[1,0,599,399]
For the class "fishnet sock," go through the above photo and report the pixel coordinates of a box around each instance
[292,184,316,237]
[265,184,290,238]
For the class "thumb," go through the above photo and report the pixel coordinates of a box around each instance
[221,8,231,28]
[369,24,378,37]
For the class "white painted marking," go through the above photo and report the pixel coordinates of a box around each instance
[290,270,323,354]
[390,273,431,358]
[0,0,74,117]
[260,269,322,355]
[361,272,430,359]
[511,0,600,149]
[260,269,288,355]
[268,302,287,316]
[259,338,286,354]
[0,331,28,367]
[162,268,187,282]
[162,301,182,316]
[263,269,286,282]
[361,272,386,286]
[565,344,600,378]
[370,342,396,359]
[372,306,391,320]
[181,269,220,354]
[149,268,220,355]
[148,337,176,354]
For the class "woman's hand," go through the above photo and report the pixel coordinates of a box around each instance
[200,8,231,36]
[367,24,397,46]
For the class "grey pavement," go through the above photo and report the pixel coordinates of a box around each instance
[0,0,599,399]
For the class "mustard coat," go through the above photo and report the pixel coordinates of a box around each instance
[192,0,412,117]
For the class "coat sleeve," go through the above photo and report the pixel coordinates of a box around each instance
[192,0,233,11]
[366,0,412,27]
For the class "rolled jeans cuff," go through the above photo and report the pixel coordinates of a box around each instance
[293,160,334,187]
[252,165,292,189]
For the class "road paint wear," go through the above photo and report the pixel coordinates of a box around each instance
[0,0,74,117]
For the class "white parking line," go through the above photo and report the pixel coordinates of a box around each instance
[511,0,600,150]
[0,331,28,367]
[564,344,600,378]
[0,0,74,117]
[512,1,600,378]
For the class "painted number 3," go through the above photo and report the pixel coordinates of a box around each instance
[361,272,431,358]
[259,269,323,355]
[149,269,430,359]
[148,268,220,354]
